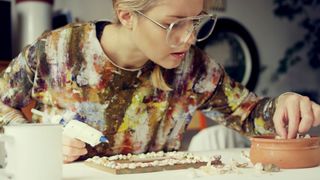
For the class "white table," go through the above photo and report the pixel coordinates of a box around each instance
[63,148,320,180]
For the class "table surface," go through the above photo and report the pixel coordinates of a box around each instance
[63,148,320,180]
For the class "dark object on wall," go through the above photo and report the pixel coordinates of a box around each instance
[0,0,12,60]
[197,18,260,91]
[52,10,72,29]
[271,0,320,81]
[16,0,54,4]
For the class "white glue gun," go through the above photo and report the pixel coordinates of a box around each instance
[31,109,109,147]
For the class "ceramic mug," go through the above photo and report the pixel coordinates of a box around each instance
[0,124,63,180]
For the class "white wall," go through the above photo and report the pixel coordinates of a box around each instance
[54,0,113,22]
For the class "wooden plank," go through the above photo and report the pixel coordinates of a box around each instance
[84,152,223,175]
[84,161,207,174]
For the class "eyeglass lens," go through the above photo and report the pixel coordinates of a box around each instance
[167,17,216,47]
[196,17,216,40]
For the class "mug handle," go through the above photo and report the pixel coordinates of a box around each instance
[0,135,14,179]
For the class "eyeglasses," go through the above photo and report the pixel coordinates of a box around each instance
[135,10,218,48]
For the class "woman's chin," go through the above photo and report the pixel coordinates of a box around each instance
[164,58,184,69]
[161,62,181,69]
[154,56,184,69]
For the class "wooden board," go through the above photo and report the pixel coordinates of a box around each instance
[84,161,207,174]
[84,152,224,174]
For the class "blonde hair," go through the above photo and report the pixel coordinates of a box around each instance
[203,0,211,12]
[112,0,172,91]
[112,0,157,23]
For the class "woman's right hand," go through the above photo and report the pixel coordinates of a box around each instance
[62,135,88,163]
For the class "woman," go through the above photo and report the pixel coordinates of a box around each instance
[0,0,319,163]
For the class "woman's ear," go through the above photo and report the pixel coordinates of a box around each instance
[116,9,135,29]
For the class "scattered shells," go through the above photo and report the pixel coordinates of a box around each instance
[86,151,210,170]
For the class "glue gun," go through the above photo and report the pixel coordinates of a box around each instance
[31,109,109,147]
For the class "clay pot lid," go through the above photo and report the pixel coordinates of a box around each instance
[250,135,320,143]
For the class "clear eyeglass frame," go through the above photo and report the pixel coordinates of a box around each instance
[135,10,218,48]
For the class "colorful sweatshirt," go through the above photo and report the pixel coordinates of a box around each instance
[0,22,276,158]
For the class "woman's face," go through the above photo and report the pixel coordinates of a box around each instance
[131,0,204,69]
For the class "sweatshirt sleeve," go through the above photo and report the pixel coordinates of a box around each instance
[0,42,39,109]
[0,41,41,128]
[196,49,276,136]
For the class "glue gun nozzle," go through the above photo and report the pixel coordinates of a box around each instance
[100,136,109,143]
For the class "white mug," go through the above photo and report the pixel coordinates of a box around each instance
[0,124,63,180]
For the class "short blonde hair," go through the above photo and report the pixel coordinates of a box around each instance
[112,0,157,23]
[112,0,172,91]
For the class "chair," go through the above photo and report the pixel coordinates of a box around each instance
[188,125,250,151]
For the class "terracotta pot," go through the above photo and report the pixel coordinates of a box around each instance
[250,135,320,169]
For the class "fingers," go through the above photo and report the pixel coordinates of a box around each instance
[63,135,86,148]
[63,155,81,164]
[312,102,320,127]
[63,145,87,157]
[273,92,320,139]
[298,97,314,133]
[287,98,300,139]
[62,135,87,164]
[273,104,288,138]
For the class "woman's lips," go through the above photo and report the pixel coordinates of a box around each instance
[170,52,186,60]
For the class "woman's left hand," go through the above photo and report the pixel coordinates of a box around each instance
[273,92,320,139]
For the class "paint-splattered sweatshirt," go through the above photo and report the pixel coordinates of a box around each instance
[0,22,276,157]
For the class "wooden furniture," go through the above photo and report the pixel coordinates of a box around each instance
[0,61,10,72]
[187,111,207,130]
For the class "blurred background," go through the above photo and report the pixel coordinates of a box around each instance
[0,0,319,149]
